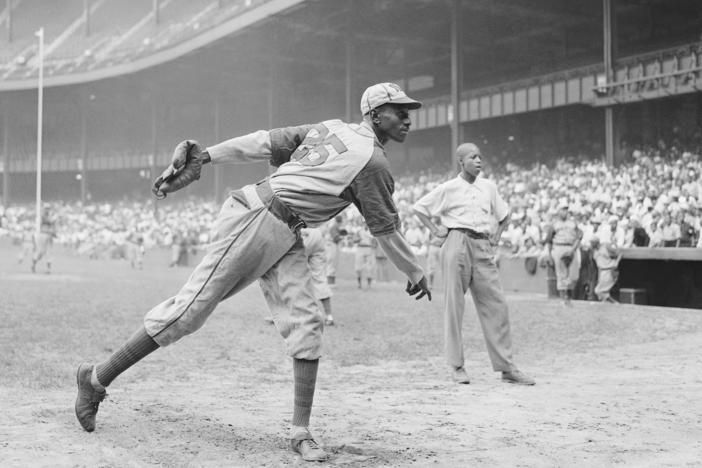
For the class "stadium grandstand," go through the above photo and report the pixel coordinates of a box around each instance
[0,0,701,204]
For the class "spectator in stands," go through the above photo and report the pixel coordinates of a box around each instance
[598,215,626,248]
[660,212,681,247]
[629,218,650,247]
[677,210,697,247]
[648,219,665,247]
[404,219,428,256]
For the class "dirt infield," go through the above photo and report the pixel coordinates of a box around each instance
[1,243,701,467]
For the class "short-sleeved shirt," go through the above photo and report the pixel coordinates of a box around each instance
[412,175,509,236]
[551,219,579,245]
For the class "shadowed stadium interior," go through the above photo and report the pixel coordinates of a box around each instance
[1,0,702,200]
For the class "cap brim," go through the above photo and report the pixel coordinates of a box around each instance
[391,97,422,109]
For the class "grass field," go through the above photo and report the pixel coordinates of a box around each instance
[1,241,701,467]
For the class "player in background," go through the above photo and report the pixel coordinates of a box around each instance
[413,143,534,386]
[18,228,35,266]
[353,223,376,289]
[32,206,56,274]
[591,236,621,303]
[126,230,145,270]
[74,82,431,462]
[545,202,582,306]
[303,228,335,325]
[325,215,347,284]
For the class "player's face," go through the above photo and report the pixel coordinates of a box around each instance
[373,104,412,143]
[459,151,482,177]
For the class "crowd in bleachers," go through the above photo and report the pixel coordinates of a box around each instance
[0,198,217,262]
[339,142,702,256]
[2,141,702,265]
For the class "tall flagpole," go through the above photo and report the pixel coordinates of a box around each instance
[35,27,44,237]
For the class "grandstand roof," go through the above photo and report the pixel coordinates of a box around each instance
[1,0,701,95]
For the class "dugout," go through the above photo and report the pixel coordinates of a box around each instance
[618,248,702,309]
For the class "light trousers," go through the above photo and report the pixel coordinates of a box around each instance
[442,230,514,372]
[143,187,324,360]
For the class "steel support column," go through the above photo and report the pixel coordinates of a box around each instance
[6,0,12,42]
[2,104,8,208]
[151,95,159,216]
[79,97,87,203]
[603,0,617,166]
[345,37,353,123]
[450,0,463,153]
[84,0,91,36]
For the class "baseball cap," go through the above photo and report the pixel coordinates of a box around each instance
[360,82,422,115]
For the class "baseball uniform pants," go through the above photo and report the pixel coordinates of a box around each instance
[33,232,53,264]
[442,230,514,372]
[326,242,340,278]
[354,246,376,279]
[143,181,324,360]
[552,244,581,291]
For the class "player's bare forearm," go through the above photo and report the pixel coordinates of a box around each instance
[376,231,424,285]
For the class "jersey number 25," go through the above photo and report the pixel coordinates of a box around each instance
[291,126,348,166]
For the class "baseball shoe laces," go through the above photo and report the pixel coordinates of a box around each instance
[291,432,328,462]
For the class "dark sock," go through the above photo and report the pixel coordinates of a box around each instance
[292,358,318,427]
[95,326,159,387]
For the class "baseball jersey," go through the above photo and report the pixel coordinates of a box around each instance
[40,214,56,235]
[207,119,398,236]
[551,220,579,245]
[412,175,509,236]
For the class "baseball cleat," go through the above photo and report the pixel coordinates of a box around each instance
[451,367,471,384]
[290,431,328,462]
[75,363,107,432]
[501,369,535,386]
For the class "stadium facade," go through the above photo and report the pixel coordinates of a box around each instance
[1,0,701,204]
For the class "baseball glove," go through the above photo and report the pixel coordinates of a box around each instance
[152,140,208,199]
[561,253,573,267]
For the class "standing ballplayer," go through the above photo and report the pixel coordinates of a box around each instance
[325,215,347,284]
[74,83,431,462]
[546,201,582,306]
[412,143,534,386]
[32,206,56,274]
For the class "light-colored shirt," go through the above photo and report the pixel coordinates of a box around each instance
[551,219,579,245]
[412,175,509,236]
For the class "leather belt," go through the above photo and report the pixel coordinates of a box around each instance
[255,179,306,232]
[450,227,489,240]
[230,178,307,232]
